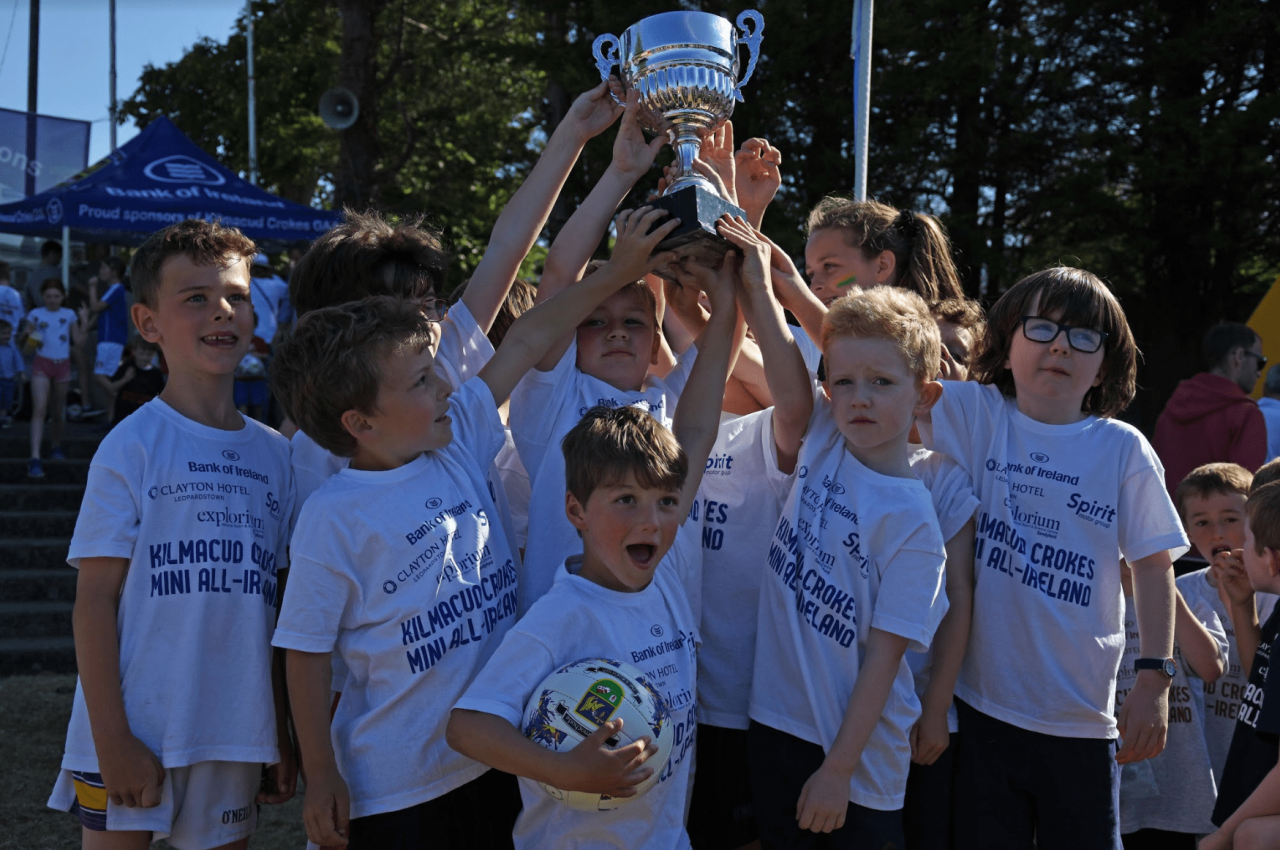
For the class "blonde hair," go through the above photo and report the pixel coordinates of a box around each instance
[822,286,941,384]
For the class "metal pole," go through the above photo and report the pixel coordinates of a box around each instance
[109,0,117,152]
[246,0,258,185]
[851,0,873,201]
[24,0,38,197]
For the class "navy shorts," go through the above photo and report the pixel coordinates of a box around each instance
[953,700,1120,850]
[747,721,904,850]
[347,768,520,850]
[689,723,759,850]
[902,732,958,850]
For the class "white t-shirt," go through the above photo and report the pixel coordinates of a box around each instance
[1177,568,1278,780]
[790,323,822,376]
[0,285,23,348]
[273,379,518,819]
[61,399,294,771]
[509,339,696,613]
[904,446,981,735]
[248,277,282,345]
[1115,589,1227,834]
[749,394,948,810]
[289,301,494,523]
[696,408,795,729]
[927,381,1190,738]
[26,306,77,360]
[495,427,531,550]
[455,521,701,850]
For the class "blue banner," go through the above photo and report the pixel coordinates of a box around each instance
[0,108,90,202]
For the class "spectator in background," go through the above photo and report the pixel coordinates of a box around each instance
[23,239,62,312]
[0,261,23,351]
[1258,365,1280,462]
[107,336,164,429]
[86,257,131,425]
[1154,322,1267,496]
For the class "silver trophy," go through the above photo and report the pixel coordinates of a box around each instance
[592,10,764,267]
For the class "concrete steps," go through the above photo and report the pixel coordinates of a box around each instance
[0,423,98,675]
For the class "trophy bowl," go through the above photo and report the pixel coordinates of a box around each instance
[593,10,764,272]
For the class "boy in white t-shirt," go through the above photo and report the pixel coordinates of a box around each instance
[271,207,682,849]
[749,286,949,849]
[447,248,741,850]
[509,90,696,612]
[46,219,296,850]
[1172,463,1277,783]
[283,80,630,520]
[1115,559,1227,847]
[679,217,814,850]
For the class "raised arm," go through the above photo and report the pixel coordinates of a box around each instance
[462,82,624,333]
[719,216,812,471]
[668,256,744,519]
[1213,549,1261,673]
[733,137,782,229]
[760,232,828,354]
[479,207,679,405]
[1174,590,1226,683]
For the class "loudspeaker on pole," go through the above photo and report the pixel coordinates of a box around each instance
[319,87,359,130]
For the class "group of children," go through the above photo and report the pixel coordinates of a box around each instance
[46,80,1280,850]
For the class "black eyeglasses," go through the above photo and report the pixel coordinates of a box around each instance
[1019,316,1108,354]
[1246,350,1268,370]
[421,297,449,321]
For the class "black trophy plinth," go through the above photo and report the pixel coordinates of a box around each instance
[646,185,745,278]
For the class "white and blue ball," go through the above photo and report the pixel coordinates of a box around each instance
[522,657,673,811]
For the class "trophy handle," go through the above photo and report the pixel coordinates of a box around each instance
[733,11,765,103]
[591,34,625,106]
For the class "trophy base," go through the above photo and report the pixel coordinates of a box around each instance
[646,185,745,280]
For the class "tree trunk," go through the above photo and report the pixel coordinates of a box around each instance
[333,0,388,210]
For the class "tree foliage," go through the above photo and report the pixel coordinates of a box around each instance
[122,0,1280,426]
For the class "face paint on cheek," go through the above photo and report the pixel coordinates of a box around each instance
[836,275,858,289]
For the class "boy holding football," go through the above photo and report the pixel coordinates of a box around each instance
[446,251,740,849]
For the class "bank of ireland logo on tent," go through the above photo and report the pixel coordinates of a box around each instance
[143,155,225,186]
[46,198,63,223]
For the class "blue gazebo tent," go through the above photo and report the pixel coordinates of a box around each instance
[0,116,339,248]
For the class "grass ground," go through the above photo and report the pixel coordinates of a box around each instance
[0,674,306,850]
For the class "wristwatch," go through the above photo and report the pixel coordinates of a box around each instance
[1134,657,1177,678]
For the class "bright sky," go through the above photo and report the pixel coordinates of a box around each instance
[0,0,242,166]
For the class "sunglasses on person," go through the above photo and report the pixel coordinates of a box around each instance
[1019,316,1108,354]
[1245,350,1268,370]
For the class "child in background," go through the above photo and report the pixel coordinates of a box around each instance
[1204,481,1280,848]
[0,319,22,427]
[0,261,22,348]
[1173,464,1278,783]
[107,337,165,429]
[750,286,949,849]
[448,245,740,850]
[87,256,131,423]
[901,296,985,850]
[46,219,295,850]
[22,280,86,478]
[1115,559,1226,848]
[919,267,1188,849]
[273,208,683,850]
[510,89,691,610]
[685,216,814,850]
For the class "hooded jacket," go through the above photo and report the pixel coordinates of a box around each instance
[1153,372,1266,496]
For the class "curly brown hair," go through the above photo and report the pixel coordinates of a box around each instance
[970,267,1137,418]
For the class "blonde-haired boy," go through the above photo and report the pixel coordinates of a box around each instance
[749,286,948,846]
